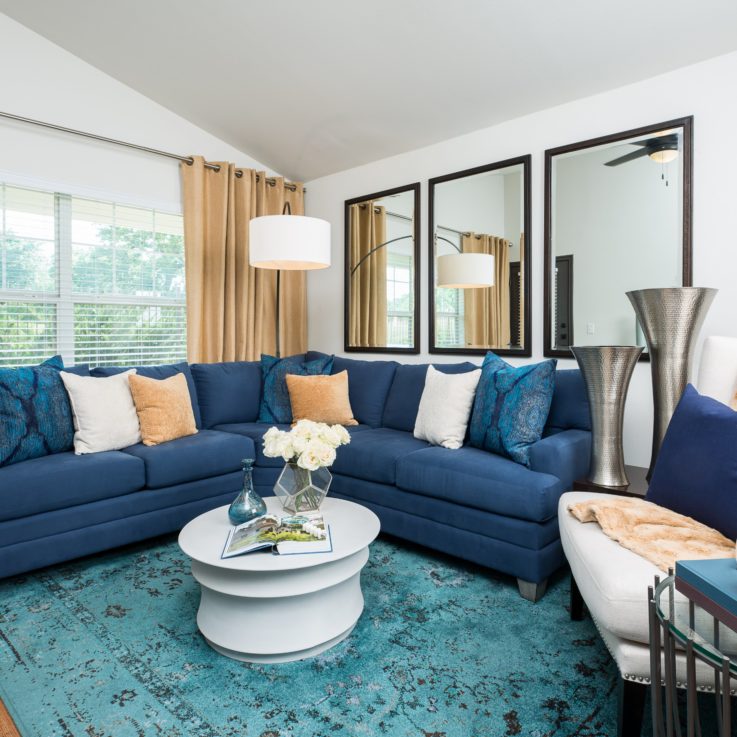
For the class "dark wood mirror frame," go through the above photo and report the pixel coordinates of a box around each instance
[543,116,693,360]
[428,155,532,357]
[344,182,421,354]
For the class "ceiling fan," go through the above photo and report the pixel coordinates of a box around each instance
[604,133,680,167]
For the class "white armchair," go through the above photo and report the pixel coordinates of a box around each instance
[560,336,737,737]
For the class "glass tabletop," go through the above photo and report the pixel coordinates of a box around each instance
[654,574,737,675]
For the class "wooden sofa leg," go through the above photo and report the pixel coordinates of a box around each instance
[617,677,646,737]
[570,575,585,621]
[516,578,547,602]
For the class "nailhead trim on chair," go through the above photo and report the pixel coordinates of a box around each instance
[592,616,737,695]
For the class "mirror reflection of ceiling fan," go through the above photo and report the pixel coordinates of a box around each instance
[604,133,680,167]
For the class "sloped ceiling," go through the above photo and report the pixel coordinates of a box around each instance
[2,0,737,181]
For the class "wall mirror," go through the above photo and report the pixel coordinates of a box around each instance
[429,156,531,356]
[544,116,693,357]
[344,183,420,353]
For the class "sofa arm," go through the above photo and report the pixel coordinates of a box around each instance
[528,429,591,489]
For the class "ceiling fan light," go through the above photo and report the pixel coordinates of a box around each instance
[648,149,678,164]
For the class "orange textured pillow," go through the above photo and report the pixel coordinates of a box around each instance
[286,370,358,426]
[128,372,198,446]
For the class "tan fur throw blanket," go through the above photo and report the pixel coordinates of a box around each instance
[568,497,734,572]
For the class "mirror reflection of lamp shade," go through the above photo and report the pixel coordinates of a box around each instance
[437,253,494,289]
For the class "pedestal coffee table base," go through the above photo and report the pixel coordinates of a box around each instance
[192,547,369,663]
[204,624,356,664]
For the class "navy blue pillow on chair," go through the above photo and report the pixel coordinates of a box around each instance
[647,384,737,540]
[258,353,334,424]
[469,352,557,466]
[0,355,74,467]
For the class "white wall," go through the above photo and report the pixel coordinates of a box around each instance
[553,144,682,346]
[0,13,273,214]
[305,50,737,468]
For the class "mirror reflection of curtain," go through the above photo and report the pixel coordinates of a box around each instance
[461,233,510,348]
[349,202,387,347]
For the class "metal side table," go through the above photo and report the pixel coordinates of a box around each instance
[649,573,736,737]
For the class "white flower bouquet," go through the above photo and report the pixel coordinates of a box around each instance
[263,420,351,512]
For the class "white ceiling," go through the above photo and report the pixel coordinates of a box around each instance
[2,0,737,182]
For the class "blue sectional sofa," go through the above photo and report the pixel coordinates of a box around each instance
[0,354,591,599]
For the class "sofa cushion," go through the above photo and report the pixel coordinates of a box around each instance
[258,353,333,423]
[307,352,398,428]
[382,362,478,432]
[215,422,370,468]
[121,429,254,489]
[0,450,145,521]
[92,362,202,429]
[0,355,75,467]
[469,353,557,466]
[396,445,564,523]
[331,428,430,485]
[191,361,262,427]
[546,369,591,431]
[647,384,737,540]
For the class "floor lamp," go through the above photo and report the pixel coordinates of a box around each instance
[249,205,331,358]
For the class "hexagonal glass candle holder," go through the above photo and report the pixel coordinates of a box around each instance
[274,462,332,513]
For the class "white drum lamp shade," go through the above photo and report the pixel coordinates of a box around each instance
[437,253,494,288]
[249,215,331,270]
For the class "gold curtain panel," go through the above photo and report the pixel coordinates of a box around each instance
[181,156,307,362]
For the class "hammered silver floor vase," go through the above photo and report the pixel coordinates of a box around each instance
[627,287,717,480]
[571,345,643,487]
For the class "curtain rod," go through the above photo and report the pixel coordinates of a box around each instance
[0,110,303,192]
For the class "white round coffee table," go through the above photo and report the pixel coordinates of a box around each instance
[178,497,380,663]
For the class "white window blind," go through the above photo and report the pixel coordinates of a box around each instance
[0,183,186,368]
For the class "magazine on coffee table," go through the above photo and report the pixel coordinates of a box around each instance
[221,512,332,558]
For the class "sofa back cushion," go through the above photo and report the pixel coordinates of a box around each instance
[191,361,262,428]
[546,369,591,432]
[91,362,202,428]
[306,352,398,428]
[382,362,478,432]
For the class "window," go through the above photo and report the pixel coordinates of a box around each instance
[386,253,414,348]
[0,183,186,367]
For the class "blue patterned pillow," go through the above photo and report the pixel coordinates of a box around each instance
[258,354,334,424]
[0,355,75,467]
[469,353,557,466]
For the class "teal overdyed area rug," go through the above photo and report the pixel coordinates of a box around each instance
[0,535,619,736]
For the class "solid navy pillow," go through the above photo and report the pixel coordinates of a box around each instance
[382,362,478,432]
[91,362,202,428]
[647,384,737,540]
[191,361,262,428]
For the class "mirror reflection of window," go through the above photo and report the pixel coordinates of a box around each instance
[546,119,691,356]
[345,184,419,354]
[430,158,530,355]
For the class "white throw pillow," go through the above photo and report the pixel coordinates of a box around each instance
[60,370,142,454]
[413,365,482,449]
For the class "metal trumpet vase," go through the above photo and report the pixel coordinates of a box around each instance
[627,287,717,480]
[274,462,332,514]
[571,345,643,487]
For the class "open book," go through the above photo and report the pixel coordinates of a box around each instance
[221,512,332,559]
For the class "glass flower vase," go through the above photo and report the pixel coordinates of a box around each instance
[274,462,332,514]
[228,458,267,525]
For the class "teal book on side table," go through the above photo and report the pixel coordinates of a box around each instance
[675,557,737,632]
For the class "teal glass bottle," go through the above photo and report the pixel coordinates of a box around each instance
[228,458,267,525]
